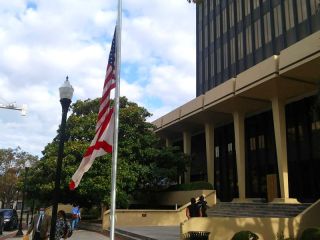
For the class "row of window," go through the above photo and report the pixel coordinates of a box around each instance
[197,0,320,94]
[214,122,320,157]
[199,0,319,52]
[200,0,319,23]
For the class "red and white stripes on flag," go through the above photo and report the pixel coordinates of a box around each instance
[69,30,117,190]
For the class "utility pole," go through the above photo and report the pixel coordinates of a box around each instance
[0,103,27,116]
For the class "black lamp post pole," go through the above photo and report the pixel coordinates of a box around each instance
[16,167,28,236]
[49,98,71,240]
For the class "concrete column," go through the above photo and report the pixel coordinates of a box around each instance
[272,97,290,200]
[205,123,215,186]
[183,131,191,183]
[165,138,172,147]
[233,111,246,201]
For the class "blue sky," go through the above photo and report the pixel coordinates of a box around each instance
[0,0,196,157]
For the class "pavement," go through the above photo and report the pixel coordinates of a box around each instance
[0,229,109,240]
[116,226,180,240]
[1,224,180,240]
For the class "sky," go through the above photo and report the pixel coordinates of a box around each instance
[0,0,196,157]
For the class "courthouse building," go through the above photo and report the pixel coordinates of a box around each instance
[153,0,320,203]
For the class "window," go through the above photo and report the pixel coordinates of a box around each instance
[216,0,220,7]
[287,127,296,141]
[250,137,256,151]
[236,0,243,21]
[310,0,320,15]
[258,135,265,149]
[274,5,283,37]
[204,0,208,16]
[216,15,221,38]
[199,2,203,20]
[199,29,203,51]
[210,0,214,11]
[205,56,208,84]
[228,143,233,152]
[205,25,208,48]
[215,146,220,157]
[230,38,236,64]
[297,0,308,22]
[211,51,215,77]
[254,20,262,49]
[264,12,272,43]
[238,32,244,59]
[210,19,215,43]
[216,48,221,73]
[312,121,320,131]
[198,60,203,90]
[284,0,295,30]
[253,0,260,9]
[223,42,228,69]
[223,8,228,33]
[229,3,235,28]
[245,1,251,16]
[246,25,253,54]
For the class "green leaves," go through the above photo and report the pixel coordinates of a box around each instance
[0,147,38,207]
[27,96,188,208]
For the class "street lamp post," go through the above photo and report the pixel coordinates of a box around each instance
[49,77,73,240]
[16,165,29,236]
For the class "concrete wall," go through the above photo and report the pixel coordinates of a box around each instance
[103,190,216,229]
[181,200,320,240]
[45,204,73,216]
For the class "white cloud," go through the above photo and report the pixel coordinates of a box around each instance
[0,0,196,156]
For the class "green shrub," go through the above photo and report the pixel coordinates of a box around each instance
[231,231,259,240]
[300,227,320,240]
[166,181,213,191]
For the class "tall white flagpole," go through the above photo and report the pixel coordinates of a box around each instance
[110,0,122,239]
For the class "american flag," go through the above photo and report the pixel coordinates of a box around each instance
[69,30,116,190]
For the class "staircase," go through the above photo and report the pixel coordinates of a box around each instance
[207,202,312,218]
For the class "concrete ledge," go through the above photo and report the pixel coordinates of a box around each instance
[151,118,162,129]
[161,108,181,127]
[235,55,279,93]
[180,95,204,119]
[204,78,235,108]
[271,198,300,204]
[279,31,320,72]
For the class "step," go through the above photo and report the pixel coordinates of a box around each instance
[207,202,312,218]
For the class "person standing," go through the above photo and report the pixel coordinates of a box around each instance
[26,207,51,240]
[70,204,80,230]
[197,195,208,217]
[55,210,70,240]
[186,197,202,219]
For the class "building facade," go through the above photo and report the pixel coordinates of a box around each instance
[153,0,320,203]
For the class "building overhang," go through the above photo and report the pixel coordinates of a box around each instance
[153,31,320,139]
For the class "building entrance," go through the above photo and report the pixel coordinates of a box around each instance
[245,111,279,199]
[286,97,320,203]
[214,123,239,201]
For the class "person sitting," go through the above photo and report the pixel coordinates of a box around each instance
[186,197,202,219]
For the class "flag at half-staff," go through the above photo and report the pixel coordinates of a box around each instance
[69,30,117,190]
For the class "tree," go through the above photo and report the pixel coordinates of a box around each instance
[187,0,203,4]
[27,97,188,209]
[0,147,38,208]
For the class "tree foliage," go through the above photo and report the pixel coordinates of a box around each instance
[187,0,203,4]
[0,147,38,207]
[27,97,188,208]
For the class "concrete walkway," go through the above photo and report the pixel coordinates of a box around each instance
[116,226,180,240]
[0,230,109,240]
